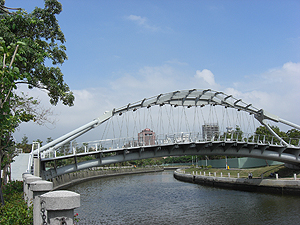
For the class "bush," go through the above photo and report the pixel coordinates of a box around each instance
[0,181,33,225]
[2,180,23,195]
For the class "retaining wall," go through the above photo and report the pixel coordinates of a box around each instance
[51,167,164,190]
[173,170,300,195]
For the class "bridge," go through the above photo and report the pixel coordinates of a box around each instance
[27,89,300,180]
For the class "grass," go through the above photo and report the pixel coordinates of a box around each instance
[184,164,300,179]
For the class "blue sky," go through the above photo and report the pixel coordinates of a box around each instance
[8,0,300,143]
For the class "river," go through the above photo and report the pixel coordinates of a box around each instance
[68,171,300,225]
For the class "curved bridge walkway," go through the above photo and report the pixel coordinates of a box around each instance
[27,89,300,180]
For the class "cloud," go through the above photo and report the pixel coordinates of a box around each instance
[194,69,217,86]
[126,14,160,31]
[224,62,300,129]
[13,62,300,143]
[127,15,147,25]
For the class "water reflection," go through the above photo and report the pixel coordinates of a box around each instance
[68,171,300,225]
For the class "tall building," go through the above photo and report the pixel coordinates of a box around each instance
[202,123,219,140]
[138,128,156,145]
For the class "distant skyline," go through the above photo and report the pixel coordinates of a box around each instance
[7,0,300,143]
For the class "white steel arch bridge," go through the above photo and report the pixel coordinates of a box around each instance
[27,89,300,180]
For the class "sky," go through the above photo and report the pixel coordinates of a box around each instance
[7,0,300,144]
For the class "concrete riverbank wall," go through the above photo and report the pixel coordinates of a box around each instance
[173,170,300,195]
[52,167,164,190]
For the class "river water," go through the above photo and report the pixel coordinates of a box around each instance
[68,171,300,225]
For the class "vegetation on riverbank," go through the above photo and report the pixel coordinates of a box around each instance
[185,164,300,179]
[0,181,32,225]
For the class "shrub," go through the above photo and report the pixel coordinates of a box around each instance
[0,181,33,225]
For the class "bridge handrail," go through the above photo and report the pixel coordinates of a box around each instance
[39,131,300,159]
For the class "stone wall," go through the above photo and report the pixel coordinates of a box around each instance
[173,170,300,195]
[52,167,164,190]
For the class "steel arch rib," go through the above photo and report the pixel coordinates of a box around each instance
[34,89,300,155]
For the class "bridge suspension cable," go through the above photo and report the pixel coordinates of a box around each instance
[34,89,300,156]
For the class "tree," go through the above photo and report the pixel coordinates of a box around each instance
[0,0,74,205]
[255,125,287,144]
[286,129,300,146]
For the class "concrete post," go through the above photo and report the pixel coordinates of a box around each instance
[209,172,211,176]
[24,175,42,206]
[276,174,278,180]
[220,172,222,177]
[33,157,41,177]
[200,171,202,175]
[30,180,53,225]
[294,174,297,180]
[214,172,216,177]
[228,173,230,178]
[40,190,80,225]
[237,173,239,178]
[22,173,33,200]
[204,172,206,176]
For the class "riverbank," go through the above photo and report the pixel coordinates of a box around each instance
[52,167,164,190]
[173,169,300,195]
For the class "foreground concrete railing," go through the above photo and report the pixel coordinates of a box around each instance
[23,173,80,225]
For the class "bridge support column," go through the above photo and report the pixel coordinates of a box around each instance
[40,190,80,225]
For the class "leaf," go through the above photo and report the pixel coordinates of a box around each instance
[13,67,19,74]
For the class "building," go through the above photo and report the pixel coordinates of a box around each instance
[138,128,156,145]
[202,123,219,140]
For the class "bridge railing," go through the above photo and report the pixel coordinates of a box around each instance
[40,132,300,159]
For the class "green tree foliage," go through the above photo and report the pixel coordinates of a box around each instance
[0,0,74,205]
[16,135,31,153]
[255,125,299,145]
[0,0,74,106]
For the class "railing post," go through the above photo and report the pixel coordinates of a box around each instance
[40,190,80,225]
[23,174,42,206]
[22,173,33,200]
[30,180,53,225]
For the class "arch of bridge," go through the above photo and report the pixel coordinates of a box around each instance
[36,89,299,155]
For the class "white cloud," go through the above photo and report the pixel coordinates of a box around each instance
[13,62,300,143]
[127,15,147,25]
[126,14,160,31]
[194,69,217,87]
[224,62,300,129]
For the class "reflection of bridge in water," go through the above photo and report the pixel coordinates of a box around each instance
[28,89,300,180]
